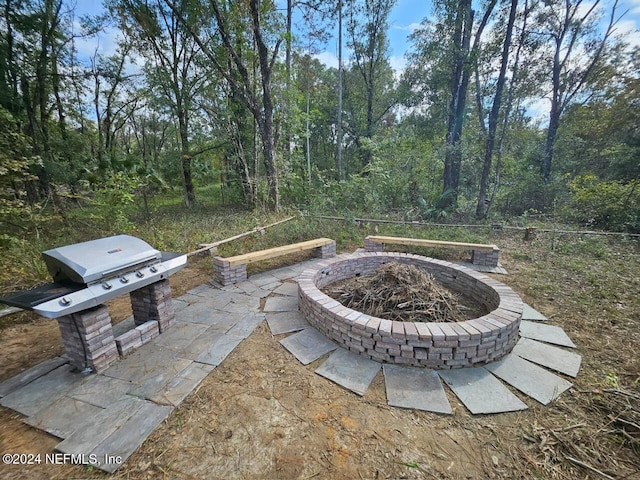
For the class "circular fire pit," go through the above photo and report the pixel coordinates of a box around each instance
[297,252,523,369]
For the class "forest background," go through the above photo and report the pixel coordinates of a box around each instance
[0,0,639,287]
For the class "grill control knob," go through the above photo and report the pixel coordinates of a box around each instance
[60,297,72,306]
[120,276,129,284]
[150,265,158,273]
[102,281,112,290]
[136,270,144,278]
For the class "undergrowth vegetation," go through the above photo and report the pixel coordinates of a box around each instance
[0,185,638,477]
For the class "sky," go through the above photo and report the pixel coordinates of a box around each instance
[75,0,640,70]
[312,0,640,70]
[74,0,640,123]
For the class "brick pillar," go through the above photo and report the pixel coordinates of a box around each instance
[315,240,336,259]
[364,237,384,252]
[472,246,501,267]
[212,257,247,286]
[129,279,176,333]
[56,305,118,373]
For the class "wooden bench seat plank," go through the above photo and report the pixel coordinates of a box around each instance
[366,235,496,252]
[225,238,334,266]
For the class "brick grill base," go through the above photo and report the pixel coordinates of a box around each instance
[298,252,523,369]
[56,280,177,373]
[57,305,118,373]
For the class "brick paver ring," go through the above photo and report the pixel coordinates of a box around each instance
[297,252,523,369]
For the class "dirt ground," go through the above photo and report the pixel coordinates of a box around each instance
[0,242,638,480]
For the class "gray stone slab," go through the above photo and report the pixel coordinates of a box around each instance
[485,354,573,405]
[194,334,245,366]
[67,375,133,408]
[172,297,190,312]
[519,320,576,348]
[0,356,68,397]
[178,328,225,360]
[266,311,309,335]
[187,284,215,296]
[383,365,452,414]
[315,348,380,396]
[512,338,582,377]
[217,295,261,314]
[0,364,83,417]
[179,303,239,331]
[56,396,148,457]
[249,273,281,288]
[248,287,272,298]
[148,362,215,407]
[152,321,210,350]
[280,328,337,365]
[522,304,548,321]
[264,295,299,312]
[227,313,265,338]
[234,280,261,294]
[270,267,299,280]
[89,400,173,473]
[272,282,299,297]
[438,367,528,414]
[101,347,178,383]
[24,396,103,438]
[127,358,193,400]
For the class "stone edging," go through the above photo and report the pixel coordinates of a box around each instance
[297,252,523,369]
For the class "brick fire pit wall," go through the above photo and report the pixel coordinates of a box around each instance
[297,252,523,369]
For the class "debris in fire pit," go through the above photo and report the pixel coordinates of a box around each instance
[324,263,487,323]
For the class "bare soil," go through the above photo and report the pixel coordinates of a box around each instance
[0,237,639,480]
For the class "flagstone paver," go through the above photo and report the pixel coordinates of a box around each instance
[272,282,299,297]
[0,356,68,397]
[512,338,582,377]
[383,365,452,414]
[522,304,548,321]
[315,348,381,396]
[485,354,573,405]
[0,364,83,416]
[439,367,528,414]
[264,295,299,312]
[280,328,337,365]
[518,320,576,348]
[266,311,309,335]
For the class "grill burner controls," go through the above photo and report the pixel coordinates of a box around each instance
[0,235,187,318]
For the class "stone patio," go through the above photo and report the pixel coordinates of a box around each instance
[0,255,581,473]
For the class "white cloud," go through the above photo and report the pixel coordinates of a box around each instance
[313,51,339,69]
[390,55,407,78]
[627,0,640,14]
[615,19,640,48]
[392,22,421,33]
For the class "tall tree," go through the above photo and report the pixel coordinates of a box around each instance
[345,0,396,168]
[475,0,518,219]
[535,0,622,183]
[166,0,284,211]
[108,0,209,207]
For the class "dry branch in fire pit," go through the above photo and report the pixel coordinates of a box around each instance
[325,263,485,323]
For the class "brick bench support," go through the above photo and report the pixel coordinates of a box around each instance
[213,238,337,285]
[364,235,500,267]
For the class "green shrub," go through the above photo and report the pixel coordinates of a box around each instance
[563,175,639,232]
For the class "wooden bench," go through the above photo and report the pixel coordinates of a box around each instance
[213,238,336,285]
[363,235,500,267]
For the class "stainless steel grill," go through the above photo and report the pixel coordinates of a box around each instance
[0,235,187,319]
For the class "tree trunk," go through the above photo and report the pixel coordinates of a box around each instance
[476,0,518,219]
[442,0,473,208]
[177,107,196,207]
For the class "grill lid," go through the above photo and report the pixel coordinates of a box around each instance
[42,234,162,284]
